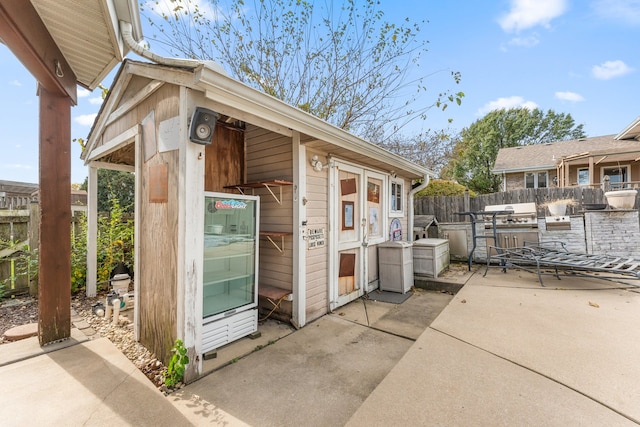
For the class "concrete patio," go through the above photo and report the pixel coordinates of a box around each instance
[1,265,639,426]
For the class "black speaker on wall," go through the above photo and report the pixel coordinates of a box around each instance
[189,107,219,145]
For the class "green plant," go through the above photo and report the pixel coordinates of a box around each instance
[96,194,134,286]
[415,179,476,197]
[69,194,134,293]
[71,212,88,293]
[164,339,189,388]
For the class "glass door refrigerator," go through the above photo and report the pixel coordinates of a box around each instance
[202,192,259,353]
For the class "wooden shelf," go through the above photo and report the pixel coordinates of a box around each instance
[224,180,293,204]
[260,231,293,253]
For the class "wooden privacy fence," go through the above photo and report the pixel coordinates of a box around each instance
[414,188,615,223]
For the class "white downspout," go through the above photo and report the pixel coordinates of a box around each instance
[120,21,201,69]
[408,174,430,242]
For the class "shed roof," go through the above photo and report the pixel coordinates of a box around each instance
[492,135,640,173]
[83,60,431,180]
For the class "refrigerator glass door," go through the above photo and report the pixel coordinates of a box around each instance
[203,194,258,319]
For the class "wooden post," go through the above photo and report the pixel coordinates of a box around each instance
[38,85,71,345]
[28,200,40,296]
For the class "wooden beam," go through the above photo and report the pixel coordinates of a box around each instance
[0,2,77,103]
[38,86,72,345]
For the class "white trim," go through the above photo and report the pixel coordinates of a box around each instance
[292,131,306,328]
[90,160,135,172]
[524,170,549,189]
[133,132,141,341]
[86,165,98,297]
[197,65,430,179]
[105,81,164,127]
[330,161,366,309]
[601,164,631,188]
[389,178,404,217]
[577,167,590,186]
[87,125,139,162]
[179,90,205,382]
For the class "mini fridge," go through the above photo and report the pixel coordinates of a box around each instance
[201,192,259,353]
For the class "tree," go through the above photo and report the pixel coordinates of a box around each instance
[376,129,459,177]
[141,0,463,140]
[446,108,586,194]
[80,169,135,214]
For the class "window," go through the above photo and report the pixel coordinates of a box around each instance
[524,171,548,189]
[390,179,403,216]
[577,168,589,186]
[602,165,629,189]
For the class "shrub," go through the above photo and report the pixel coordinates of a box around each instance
[416,179,476,197]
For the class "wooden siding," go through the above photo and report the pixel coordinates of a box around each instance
[305,150,329,321]
[204,125,244,192]
[102,80,181,363]
[245,125,295,316]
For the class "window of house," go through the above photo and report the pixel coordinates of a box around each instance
[577,168,589,186]
[524,171,548,189]
[602,165,629,189]
[390,179,403,216]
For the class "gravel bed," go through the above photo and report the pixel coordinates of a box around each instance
[1,293,174,392]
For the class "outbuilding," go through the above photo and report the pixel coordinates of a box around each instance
[82,58,430,381]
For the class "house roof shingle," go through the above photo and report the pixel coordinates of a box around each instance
[492,135,640,173]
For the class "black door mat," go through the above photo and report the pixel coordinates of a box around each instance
[365,290,412,304]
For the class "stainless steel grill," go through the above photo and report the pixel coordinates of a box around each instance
[484,202,538,229]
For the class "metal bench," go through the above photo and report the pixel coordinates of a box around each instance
[485,241,640,286]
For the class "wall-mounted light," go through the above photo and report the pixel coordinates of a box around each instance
[189,107,219,145]
[310,155,327,172]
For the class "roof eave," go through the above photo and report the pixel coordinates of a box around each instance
[198,65,431,179]
[615,116,640,140]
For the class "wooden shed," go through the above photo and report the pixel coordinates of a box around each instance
[82,59,431,382]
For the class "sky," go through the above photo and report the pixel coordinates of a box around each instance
[1,0,639,185]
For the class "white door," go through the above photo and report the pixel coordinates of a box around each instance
[364,170,386,293]
[330,163,387,309]
[330,162,364,309]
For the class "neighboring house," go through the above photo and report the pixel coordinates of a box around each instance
[0,180,38,209]
[81,59,431,381]
[493,117,640,191]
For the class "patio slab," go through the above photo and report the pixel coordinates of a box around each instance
[348,268,640,426]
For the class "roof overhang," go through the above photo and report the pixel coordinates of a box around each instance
[0,0,142,96]
[197,64,431,180]
[615,116,640,141]
[85,60,431,180]
[492,165,557,175]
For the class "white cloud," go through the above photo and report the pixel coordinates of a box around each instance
[477,96,538,116]
[2,163,32,170]
[592,0,640,25]
[555,91,585,102]
[10,80,22,87]
[78,88,91,98]
[507,34,540,48]
[88,97,104,105]
[592,60,634,79]
[75,113,97,126]
[499,0,568,32]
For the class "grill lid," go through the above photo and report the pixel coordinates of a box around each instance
[484,202,538,228]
